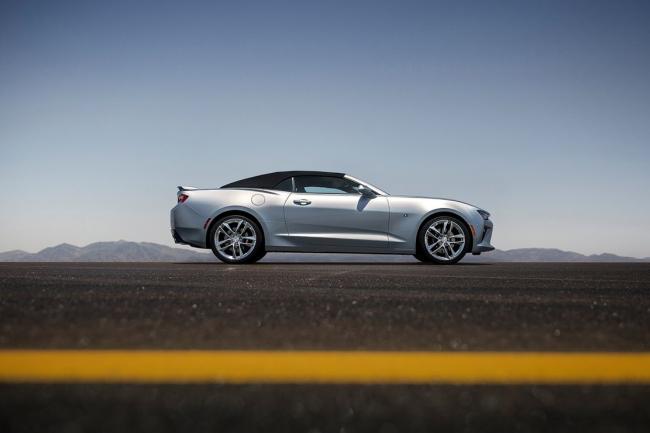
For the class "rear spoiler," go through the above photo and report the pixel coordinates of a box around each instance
[177,186,199,191]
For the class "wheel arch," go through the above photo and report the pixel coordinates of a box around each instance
[205,207,267,249]
[416,209,474,253]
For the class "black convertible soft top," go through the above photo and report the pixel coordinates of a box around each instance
[221,171,345,189]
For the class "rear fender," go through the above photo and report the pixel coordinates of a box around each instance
[205,206,270,246]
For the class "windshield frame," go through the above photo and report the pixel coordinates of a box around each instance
[344,175,389,196]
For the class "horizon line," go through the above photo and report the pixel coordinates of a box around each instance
[1,240,648,260]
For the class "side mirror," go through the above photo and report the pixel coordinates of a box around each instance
[355,184,376,197]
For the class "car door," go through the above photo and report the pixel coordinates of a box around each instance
[284,176,389,250]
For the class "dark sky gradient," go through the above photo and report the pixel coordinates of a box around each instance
[1,1,649,256]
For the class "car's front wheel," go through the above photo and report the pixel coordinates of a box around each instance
[414,215,469,264]
[209,215,265,264]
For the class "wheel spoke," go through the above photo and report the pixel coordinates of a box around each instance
[446,244,455,257]
[221,224,235,236]
[428,240,442,251]
[218,240,233,250]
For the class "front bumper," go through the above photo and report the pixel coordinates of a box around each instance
[472,219,494,254]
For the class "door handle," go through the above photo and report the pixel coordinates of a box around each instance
[293,199,312,206]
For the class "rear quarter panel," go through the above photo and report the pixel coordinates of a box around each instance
[175,189,291,248]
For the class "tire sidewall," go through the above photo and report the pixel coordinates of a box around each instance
[416,215,469,265]
[209,215,265,264]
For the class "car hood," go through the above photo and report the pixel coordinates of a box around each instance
[387,195,483,210]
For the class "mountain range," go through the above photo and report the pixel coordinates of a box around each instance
[0,241,647,262]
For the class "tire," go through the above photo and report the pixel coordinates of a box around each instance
[414,215,470,264]
[209,215,265,264]
[413,250,430,263]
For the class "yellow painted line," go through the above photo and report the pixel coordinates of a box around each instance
[1,351,650,384]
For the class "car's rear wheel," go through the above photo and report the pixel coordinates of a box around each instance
[209,215,265,264]
[414,215,469,264]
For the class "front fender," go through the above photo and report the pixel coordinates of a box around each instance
[387,197,484,252]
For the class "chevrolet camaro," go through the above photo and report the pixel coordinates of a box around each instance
[171,171,494,264]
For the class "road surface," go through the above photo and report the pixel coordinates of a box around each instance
[1,262,649,432]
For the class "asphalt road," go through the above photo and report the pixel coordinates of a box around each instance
[1,262,650,432]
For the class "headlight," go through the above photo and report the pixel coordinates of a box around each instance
[477,209,490,220]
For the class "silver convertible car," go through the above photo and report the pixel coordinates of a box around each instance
[171,171,494,264]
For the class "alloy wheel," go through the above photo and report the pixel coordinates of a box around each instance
[424,219,466,261]
[214,217,257,261]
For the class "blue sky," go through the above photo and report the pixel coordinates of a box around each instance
[1,0,649,256]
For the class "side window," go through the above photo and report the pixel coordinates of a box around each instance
[273,177,294,192]
[294,176,359,194]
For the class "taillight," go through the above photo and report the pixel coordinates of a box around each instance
[178,194,189,203]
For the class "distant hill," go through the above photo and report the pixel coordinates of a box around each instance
[0,241,212,262]
[0,250,32,261]
[466,248,649,263]
[0,241,647,262]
